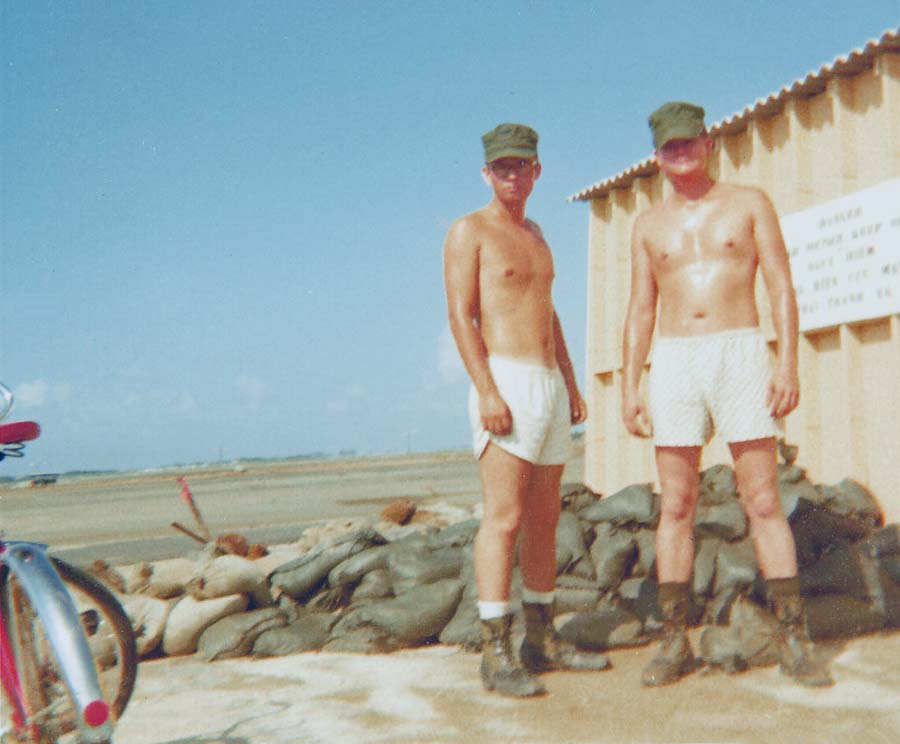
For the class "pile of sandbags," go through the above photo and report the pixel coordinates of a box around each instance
[96,462,900,675]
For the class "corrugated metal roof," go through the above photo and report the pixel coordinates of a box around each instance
[569,27,900,203]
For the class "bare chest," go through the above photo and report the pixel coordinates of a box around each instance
[646,203,757,275]
[480,231,555,290]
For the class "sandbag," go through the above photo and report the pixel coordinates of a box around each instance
[698,464,737,506]
[789,497,870,568]
[713,540,758,594]
[187,555,267,602]
[558,601,647,650]
[323,625,403,654]
[800,543,882,600]
[778,477,825,518]
[269,528,386,601]
[252,613,338,657]
[805,595,885,640]
[350,568,394,602]
[694,500,747,541]
[692,537,721,598]
[328,544,392,587]
[699,595,779,672]
[562,483,599,513]
[817,478,883,527]
[556,510,595,580]
[630,529,657,578]
[387,544,464,595]
[336,578,464,647]
[426,519,480,550]
[118,593,172,657]
[865,524,900,558]
[439,596,481,649]
[880,554,900,585]
[197,607,286,661]
[589,523,636,590]
[162,593,248,656]
[578,483,659,528]
[554,574,603,614]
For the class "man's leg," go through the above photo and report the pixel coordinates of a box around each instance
[474,443,545,697]
[518,463,611,673]
[730,437,832,686]
[655,446,702,582]
[642,446,701,686]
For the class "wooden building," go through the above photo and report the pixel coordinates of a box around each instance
[571,29,900,520]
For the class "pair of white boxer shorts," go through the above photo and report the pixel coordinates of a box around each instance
[468,356,572,465]
[648,327,779,447]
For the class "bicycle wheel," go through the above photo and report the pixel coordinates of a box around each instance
[0,560,137,744]
[51,558,137,722]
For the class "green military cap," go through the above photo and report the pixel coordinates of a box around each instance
[481,123,539,163]
[648,101,706,149]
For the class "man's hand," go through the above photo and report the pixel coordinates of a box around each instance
[767,368,800,419]
[480,389,513,436]
[569,390,587,425]
[622,390,653,438]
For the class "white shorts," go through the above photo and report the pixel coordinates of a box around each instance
[648,328,779,447]
[468,356,572,465]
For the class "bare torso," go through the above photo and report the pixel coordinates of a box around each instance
[641,182,764,336]
[466,207,557,366]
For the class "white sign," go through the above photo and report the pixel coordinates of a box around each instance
[780,178,900,332]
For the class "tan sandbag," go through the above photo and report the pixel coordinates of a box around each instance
[162,594,248,656]
[119,593,172,657]
[187,555,266,601]
[142,557,199,598]
[118,562,153,594]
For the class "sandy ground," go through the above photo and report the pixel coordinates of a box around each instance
[5,451,900,743]
[116,632,900,744]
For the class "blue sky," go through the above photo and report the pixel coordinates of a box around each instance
[2,2,898,476]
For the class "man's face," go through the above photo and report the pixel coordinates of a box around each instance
[655,135,711,177]
[482,157,540,200]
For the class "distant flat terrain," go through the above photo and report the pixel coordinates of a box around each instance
[2,448,584,566]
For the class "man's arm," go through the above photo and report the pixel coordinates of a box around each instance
[621,215,658,438]
[553,311,587,424]
[443,218,512,435]
[753,189,800,419]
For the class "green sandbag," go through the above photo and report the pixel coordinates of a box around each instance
[557,600,647,651]
[800,543,882,600]
[713,540,758,595]
[589,522,636,590]
[197,607,287,661]
[269,528,387,601]
[336,578,465,647]
[387,544,465,595]
[694,500,747,541]
[816,478,883,528]
[789,497,870,568]
[865,524,900,558]
[578,483,659,528]
[556,510,595,579]
[328,544,392,587]
[698,464,737,506]
[692,537,722,597]
[252,613,338,657]
[804,595,885,640]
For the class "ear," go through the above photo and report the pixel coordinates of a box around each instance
[481,164,493,187]
[532,161,542,180]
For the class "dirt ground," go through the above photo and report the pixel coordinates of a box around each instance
[6,451,900,743]
[115,630,900,744]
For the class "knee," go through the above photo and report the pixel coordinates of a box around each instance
[480,507,523,544]
[739,479,782,521]
[658,482,697,524]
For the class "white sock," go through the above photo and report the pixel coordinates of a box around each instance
[522,587,555,605]
[478,601,510,620]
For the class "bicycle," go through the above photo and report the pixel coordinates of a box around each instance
[1,383,138,743]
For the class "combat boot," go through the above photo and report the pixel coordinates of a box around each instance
[768,577,833,687]
[520,601,611,673]
[641,582,696,686]
[480,615,546,697]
